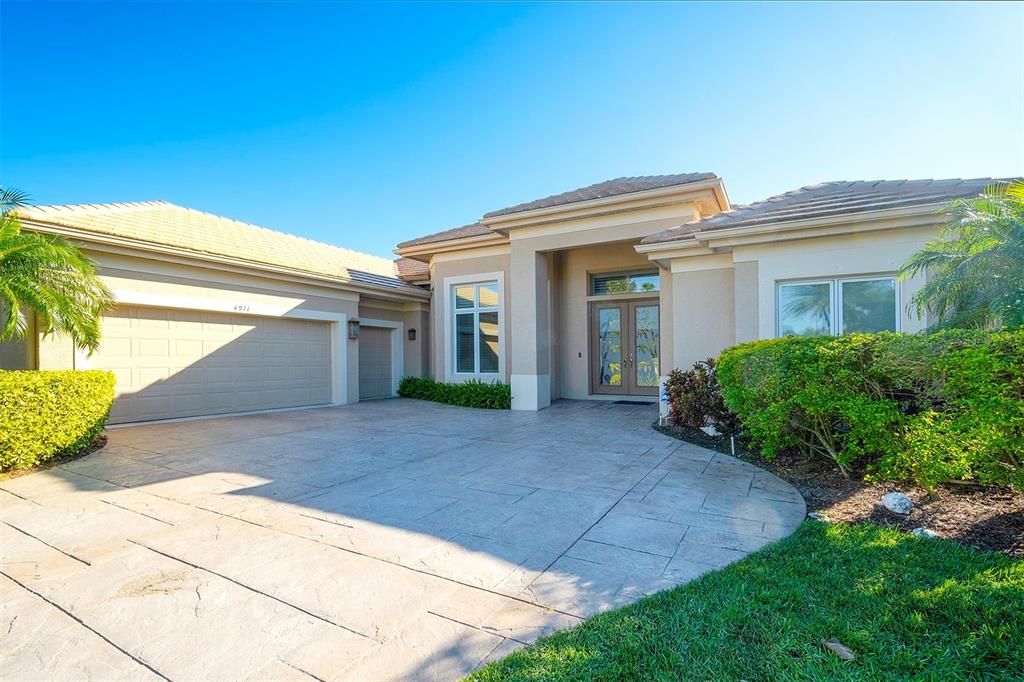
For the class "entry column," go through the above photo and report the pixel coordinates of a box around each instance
[509,242,551,411]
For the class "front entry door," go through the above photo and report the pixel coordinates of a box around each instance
[590,299,660,396]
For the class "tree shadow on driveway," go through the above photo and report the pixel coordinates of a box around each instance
[0,399,805,680]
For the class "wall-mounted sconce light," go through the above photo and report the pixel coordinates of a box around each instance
[347,319,360,339]
[408,328,417,341]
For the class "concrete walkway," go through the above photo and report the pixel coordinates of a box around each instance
[1,399,805,681]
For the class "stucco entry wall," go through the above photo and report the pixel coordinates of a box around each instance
[670,264,737,372]
[504,207,702,410]
[734,260,759,344]
[553,241,660,400]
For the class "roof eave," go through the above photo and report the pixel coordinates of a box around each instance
[635,237,707,256]
[21,219,430,300]
[693,202,948,246]
[480,178,728,230]
[635,202,949,258]
[393,232,509,260]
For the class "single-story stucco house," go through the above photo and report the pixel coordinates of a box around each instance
[0,173,1000,421]
[394,174,1002,411]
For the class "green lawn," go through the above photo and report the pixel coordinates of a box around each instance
[470,521,1023,681]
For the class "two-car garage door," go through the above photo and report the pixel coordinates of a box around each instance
[90,306,333,424]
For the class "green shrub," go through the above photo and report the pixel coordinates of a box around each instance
[398,376,511,409]
[0,370,115,471]
[664,358,739,433]
[875,330,1024,488]
[717,330,1024,490]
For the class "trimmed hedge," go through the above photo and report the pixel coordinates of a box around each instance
[398,376,511,409]
[1,370,115,471]
[716,330,1024,490]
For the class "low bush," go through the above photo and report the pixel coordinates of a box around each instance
[716,329,1024,490]
[664,358,739,433]
[398,376,511,409]
[0,370,115,471]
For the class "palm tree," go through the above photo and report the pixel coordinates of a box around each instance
[900,181,1024,330]
[0,187,113,352]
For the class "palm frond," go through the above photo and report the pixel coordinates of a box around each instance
[0,188,114,351]
[901,180,1024,330]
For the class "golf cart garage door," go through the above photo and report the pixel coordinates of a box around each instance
[358,323,393,399]
[90,305,333,424]
[358,325,394,399]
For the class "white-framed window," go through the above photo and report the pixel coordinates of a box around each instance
[452,281,500,375]
[777,275,899,337]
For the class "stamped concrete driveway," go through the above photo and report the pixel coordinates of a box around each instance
[1,399,805,681]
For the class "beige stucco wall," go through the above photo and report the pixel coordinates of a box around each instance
[418,202,940,411]
[358,301,430,380]
[34,249,370,407]
[0,314,36,369]
[669,265,736,371]
[94,252,361,315]
[732,225,936,338]
[734,260,759,344]
[656,223,942,369]
[658,267,674,385]
[428,250,512,383]
[421,202,704,409]
[509,244,551,406]
[505,204,702,409]
[500,203,702,244]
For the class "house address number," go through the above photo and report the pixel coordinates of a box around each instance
[232,304,252,312]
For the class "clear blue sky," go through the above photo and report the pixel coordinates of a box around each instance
[2,2,1021,258]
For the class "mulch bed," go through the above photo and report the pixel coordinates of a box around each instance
[0,434,108,481]
[655,422,1023,558]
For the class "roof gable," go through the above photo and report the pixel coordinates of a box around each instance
[396,172,720,250]
[483,172,718,219]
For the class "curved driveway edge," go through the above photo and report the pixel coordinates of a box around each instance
[1,399,805,681]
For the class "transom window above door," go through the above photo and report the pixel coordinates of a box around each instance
[453,281,500,374]
[591,270,660,296]
[777,276,899,337]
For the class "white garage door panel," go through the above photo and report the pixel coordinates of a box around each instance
[91,306,333,424]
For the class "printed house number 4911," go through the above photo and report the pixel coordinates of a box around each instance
[232,304,251,312]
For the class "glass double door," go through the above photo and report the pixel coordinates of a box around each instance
[590,299,660,396]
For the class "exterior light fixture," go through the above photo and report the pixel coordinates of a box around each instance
[347,319,360,339]
[408,328,417,341]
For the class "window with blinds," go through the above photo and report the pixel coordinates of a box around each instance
[453,281,500,375]
[591,271,660,296]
